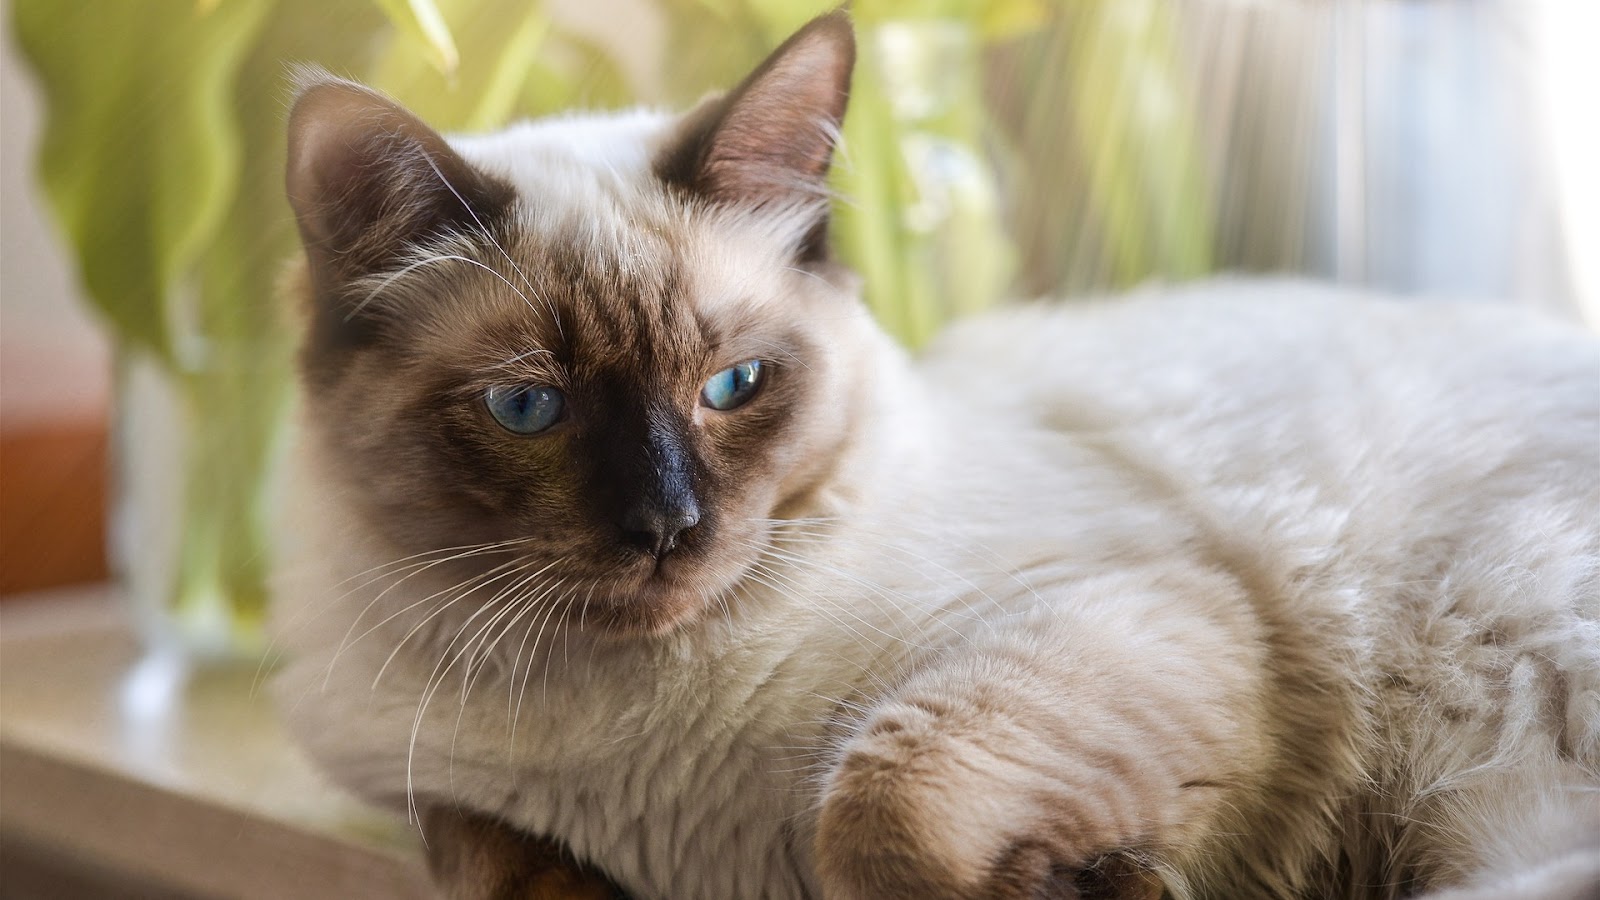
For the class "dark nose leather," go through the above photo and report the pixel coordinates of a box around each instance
[600,402,702,561]
[620,498,700,560]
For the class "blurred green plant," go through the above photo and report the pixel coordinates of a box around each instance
[11,0,628,655]
[12,0,1213,654]
[658,0,1040,343]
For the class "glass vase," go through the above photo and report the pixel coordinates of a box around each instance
[111,346,291,662]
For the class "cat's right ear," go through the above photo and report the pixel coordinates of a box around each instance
[655,11,855,261]
[285,69,512,295]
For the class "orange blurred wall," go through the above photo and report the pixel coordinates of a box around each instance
[1,19,111,596]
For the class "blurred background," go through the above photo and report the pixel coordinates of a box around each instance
[1,0,1596,635]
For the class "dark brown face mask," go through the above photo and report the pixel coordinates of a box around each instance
[283,12,861,635]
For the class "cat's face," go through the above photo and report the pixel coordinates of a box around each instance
[286,13,864,634]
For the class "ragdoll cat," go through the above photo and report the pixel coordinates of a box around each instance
[272,11,1600,900]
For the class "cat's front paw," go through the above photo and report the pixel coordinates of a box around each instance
[814,700,1165,900]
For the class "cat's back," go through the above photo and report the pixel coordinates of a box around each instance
[923,279,1600,773]
[921,279,1599,530]
[925,282,1599,595]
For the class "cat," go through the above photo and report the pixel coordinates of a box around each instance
[271,11,1600,900]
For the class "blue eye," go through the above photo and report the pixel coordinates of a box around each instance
[702,359,764,411]
[485,385,565,434]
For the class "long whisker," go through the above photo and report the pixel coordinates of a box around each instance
[755,520,1012,628]
[744,561,920,653]
[457,568,554,699]
[325,542,533,686]
[540,589,584,705]
[350,253,539,324]
[511,581,579,744]
[796,514,1046,611]
[419,154,563,337]
[446,572,569,788]
[405,574,535,823]
[256,538,534,691]
[306,556,523,694]
[332,561,515,687]
[333,536,535,589]
[375,557,561,691]
[505,580,577,756]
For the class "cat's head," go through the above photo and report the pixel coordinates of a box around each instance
[286,12,875,634]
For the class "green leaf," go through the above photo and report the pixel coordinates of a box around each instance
[369,0,551,130]
[976,0,1047,40]
[515,33,633,117]
[11,0,273,364]
[372,0,460,75]
[1059,1,1213,287]
[174,1,390,627]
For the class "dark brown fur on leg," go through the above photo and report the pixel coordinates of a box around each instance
[986,845,1166,900]
[421,806,627,900]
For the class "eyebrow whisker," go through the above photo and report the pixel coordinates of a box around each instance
[421,154,565,339]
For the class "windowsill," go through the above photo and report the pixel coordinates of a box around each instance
[0,585,430,898]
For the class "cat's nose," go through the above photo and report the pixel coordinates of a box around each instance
[619,499,700,560]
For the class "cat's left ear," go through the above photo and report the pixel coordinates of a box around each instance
[656,10,855,260]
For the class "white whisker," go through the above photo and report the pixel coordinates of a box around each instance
[419,153,564,337]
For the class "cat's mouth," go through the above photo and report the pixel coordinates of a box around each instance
[581,577,717,635]
[577,536,758,636]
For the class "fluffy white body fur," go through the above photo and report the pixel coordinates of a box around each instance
[274,102,1600,898]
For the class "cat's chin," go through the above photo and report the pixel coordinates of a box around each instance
[584,599,700,637]
[581,584,714,637]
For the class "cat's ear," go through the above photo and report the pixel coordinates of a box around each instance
[656,10,855,259]
[285,69,513,289]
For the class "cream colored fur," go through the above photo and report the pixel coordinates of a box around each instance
[273,108,1600,899]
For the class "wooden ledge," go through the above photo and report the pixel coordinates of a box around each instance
[0,586,430,898]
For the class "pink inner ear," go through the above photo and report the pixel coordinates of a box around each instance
[695,11,856,210]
